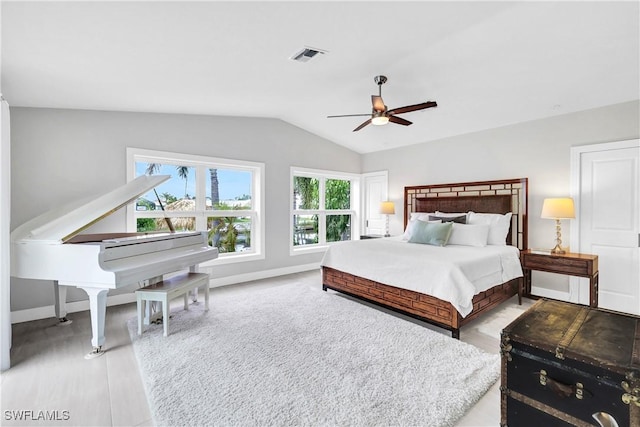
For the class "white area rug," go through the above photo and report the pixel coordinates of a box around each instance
[127,278,500,427]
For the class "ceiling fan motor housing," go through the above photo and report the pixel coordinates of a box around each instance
[374,75,388,85]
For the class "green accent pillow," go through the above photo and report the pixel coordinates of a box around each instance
[407,221,453,246]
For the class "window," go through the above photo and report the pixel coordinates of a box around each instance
[127,148,264,265]
[291,167,360,254]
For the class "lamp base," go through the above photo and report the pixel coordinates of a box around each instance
[550,219,567,254]
[384,215,390,238]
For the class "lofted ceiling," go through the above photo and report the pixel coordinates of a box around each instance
[1,1,638,154]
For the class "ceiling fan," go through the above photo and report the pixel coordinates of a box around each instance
[327,75,437,132]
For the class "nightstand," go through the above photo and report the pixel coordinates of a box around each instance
[521,249,599,307]
[360,234,384,239]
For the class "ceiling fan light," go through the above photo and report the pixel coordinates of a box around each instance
[371,116,389,126]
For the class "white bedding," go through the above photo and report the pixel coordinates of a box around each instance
[320,236,523,317]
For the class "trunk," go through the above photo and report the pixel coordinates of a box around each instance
[501,299,640,427]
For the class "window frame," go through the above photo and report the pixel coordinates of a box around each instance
[290,166,360,255]
[127,147,265,266]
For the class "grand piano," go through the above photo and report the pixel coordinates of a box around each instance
[11,175,219,358]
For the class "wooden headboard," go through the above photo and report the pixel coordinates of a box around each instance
[404,178,528,249]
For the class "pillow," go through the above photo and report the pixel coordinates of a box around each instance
[467,212,513,245]
[407,221,453,246]
[409,212,434,222]
[428,214,467,224]
[402,218,441,240]
[446,223,490,247]
[436,211,469,221]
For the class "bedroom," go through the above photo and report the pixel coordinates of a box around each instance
[1,1,639,426]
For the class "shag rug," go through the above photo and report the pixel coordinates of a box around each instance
[127,276,500,427]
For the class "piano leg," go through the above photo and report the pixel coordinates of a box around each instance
[78,287,109,359]
[189,265,199,303]
[53,281,72,326]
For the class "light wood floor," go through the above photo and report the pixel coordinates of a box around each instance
[1,270,534,426]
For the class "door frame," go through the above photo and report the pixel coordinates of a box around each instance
[569,138,640,304]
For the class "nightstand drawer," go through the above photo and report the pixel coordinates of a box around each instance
[521,249,599,307]
[522,253,593,276]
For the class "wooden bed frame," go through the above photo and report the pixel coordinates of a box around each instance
[322,178,528,338]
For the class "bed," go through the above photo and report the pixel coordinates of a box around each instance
[321,178,528,338]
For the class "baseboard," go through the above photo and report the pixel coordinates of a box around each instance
[530,285,572,302]
[208,263,319,287]
[10,263,320,324]
[10,293,139,324]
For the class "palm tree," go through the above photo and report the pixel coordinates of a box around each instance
[209,168,221,247]
[146,163,190,199]
[209,168,219,208]
[208,216,239,253]
[177,166,189,198]
[145,163,160,175]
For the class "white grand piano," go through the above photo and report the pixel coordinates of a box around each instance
[11,175,219,358]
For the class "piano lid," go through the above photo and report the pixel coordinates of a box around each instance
[11,175,171,244]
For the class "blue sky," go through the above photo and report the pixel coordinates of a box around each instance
[135,162,251,201]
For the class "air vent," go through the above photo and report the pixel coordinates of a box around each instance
[290,47,327,62]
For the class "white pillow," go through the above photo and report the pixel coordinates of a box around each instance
[410,212,434,221]
[467,212,513,245]
[402,218,442,240]
[447,223,490,247]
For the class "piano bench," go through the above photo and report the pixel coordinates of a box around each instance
[135,272,210,337]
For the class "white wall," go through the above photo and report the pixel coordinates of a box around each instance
[9,101,640,314]
[362,100,640,293]
[10,108,361,313]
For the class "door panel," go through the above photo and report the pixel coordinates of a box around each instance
[575,143,639,314]
[592,244,638,313]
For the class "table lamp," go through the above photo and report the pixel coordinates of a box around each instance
[380,201,395,237]
[541,197,575,254]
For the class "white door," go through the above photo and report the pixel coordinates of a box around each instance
[1,98,11,371]
[362,172,388,236]
[571,140,640,314]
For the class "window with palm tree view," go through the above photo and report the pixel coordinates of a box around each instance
[129,148,264,263]
[291,168,359,252]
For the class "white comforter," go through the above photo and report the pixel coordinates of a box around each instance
[320,236,523,317]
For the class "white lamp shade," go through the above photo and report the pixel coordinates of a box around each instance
[379,201,395,215]
[371,116,390,126]
[541,198,575,219]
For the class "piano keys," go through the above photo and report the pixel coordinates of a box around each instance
[11,175,219,358]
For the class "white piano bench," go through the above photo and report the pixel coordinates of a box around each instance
[135,272,210,337]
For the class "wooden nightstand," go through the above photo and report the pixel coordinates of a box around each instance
[521,249,599,307]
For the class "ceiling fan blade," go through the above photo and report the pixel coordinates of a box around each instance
[371,95,386,112]
[353,119,372,132]
[387,101,437,116]
[327,113,372,118]
[388,116,412,126]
